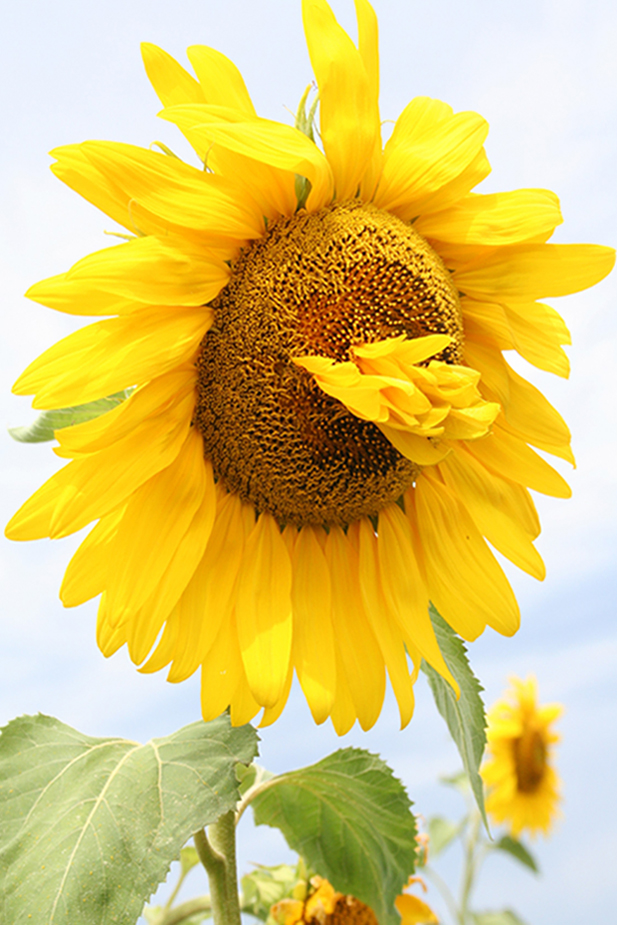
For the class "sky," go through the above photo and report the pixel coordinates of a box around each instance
[1,1,616,922]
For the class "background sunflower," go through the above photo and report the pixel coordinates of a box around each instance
[1,1,615,923]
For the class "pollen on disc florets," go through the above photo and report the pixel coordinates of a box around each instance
[195,200,463,528]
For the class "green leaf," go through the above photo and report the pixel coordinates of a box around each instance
[471,911,528,925]
[241,864,301,922]
[493,835,539,874]
[250,748,417,925]
[0,713,257,925]
[427,816,462,857]
[8,391,131,443]
[421,605,488,826]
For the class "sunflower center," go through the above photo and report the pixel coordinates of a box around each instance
[512,727,547,793]
[195,200,462,527]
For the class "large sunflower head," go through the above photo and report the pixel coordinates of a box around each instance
[6,0,614,732]
[481,675,563,838]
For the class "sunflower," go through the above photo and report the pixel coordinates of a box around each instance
[6,0,614,732]
[481,676,562,838]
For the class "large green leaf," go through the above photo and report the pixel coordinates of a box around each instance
[250,748,417,925]
[493,835,539,874]
[0,713,257,925]
[421,605,488,826]
[8,391,130,443]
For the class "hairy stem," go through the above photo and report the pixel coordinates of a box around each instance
[194,814,242,925]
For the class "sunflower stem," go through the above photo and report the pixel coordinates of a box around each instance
[458,809,481,925]
[194,815,242,925]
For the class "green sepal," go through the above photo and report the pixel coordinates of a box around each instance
[421,605,488,827]
[8,390,131,443]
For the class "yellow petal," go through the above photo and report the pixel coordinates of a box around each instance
[186,45,255,114]
[14,306,212,409]
[415,147,492,217]
[55,367,196,457]
[26,272,135,317]
[462,299,513,350]
[302,0,379,200]
[230,667,262,726]
[374,505,459,688]
[6,390,193,541]
[104,428,207,624]
[352,518,416,729]
[329,644,357,736]
[439,449,545,579]
[325,525,385,731]
[199,615,244,722]
[123,461,217,666]
[375,97,488,219]
[163,490,253,683]
[60,507,125,607]
[504,302,570,378]
[141,42,205,107]
[236,512,293,707]
[354,0,383,199]
[291,525,336,724]
[416,188,562,246]
[412,472,520,638]
[59,233,228,306]
[259,665,294,728]
[466,423,571,498]
[465,339,571,457]
[160,106,334,211]
[455,242,615,301]
[50,144,172,238]
[78,141,265,240]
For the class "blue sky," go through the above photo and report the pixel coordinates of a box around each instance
[1,1,616,922]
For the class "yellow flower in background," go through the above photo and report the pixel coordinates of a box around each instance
[482,676,562,838]
[6,0,613,730]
